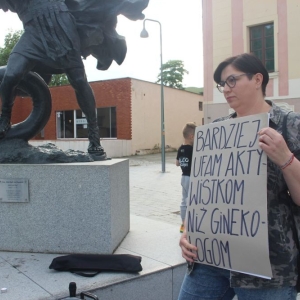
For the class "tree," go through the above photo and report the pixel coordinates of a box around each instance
[0,30,23,66]
[0,30,69,87]
[49,74,70,87]
[156,60,189,89]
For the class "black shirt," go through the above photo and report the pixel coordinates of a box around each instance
[176,144,193,176]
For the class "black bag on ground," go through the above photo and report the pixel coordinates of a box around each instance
[49,254,142,277]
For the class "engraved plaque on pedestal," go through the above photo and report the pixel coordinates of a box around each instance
[0,179,29,203]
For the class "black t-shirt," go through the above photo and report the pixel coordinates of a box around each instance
[176,144,193,176]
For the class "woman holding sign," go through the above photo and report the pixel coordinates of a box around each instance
[178,53,300,300]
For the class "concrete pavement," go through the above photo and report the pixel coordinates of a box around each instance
[128,152,183,227]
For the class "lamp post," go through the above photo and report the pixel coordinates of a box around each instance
[140,18,165,173]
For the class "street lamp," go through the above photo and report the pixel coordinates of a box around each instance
[140,18,165,173]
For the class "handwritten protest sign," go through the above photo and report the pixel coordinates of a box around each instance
[187,113,272,278]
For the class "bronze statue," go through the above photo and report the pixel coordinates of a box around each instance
[0,0,149,158]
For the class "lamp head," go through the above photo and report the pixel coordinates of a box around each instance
[140,28,149,38]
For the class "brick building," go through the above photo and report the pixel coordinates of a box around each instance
[12,77,203,157]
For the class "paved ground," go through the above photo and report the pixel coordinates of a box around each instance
[127,151,183,227]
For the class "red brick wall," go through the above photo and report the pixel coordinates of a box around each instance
[11,78,132,140]
[11,97,32,125]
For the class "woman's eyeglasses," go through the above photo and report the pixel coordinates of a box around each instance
[216,73,252,93]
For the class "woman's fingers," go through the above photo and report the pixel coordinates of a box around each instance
[258,127,292,166]
[179,232,197,262]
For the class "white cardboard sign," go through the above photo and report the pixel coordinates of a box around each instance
[187,113,272,278]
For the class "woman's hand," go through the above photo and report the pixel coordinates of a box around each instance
[258,127,292,167]
[179,230,198,262]
[259,126,300,205]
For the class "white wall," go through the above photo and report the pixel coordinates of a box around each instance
[131,79,204,154]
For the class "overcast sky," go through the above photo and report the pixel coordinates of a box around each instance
[0,0,203,87]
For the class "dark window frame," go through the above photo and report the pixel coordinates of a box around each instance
[56,107,117,139]
[199,101,203,111]
[249,23,275,73]
[96,107,117,138]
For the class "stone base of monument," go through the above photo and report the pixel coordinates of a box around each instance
[0,159,129,254]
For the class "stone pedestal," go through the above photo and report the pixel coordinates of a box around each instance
[0,159,129,254]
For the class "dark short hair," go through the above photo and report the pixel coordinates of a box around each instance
[213,53,269,96]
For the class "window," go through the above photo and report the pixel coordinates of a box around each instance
[57,110,74,138]
[250,23,274,72]
[97,107,117,138]
[56,107,117,139]
[76,110,88,138]
[199,101,203,111]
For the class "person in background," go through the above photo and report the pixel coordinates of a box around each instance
[178,53,300,300]
[176,122,196,233]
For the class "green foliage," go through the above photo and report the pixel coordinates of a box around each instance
[156,60,189,89]
[49,74,70,87]
[185,87,203,95]
[0,30,69,86]
[0,30,23,66]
